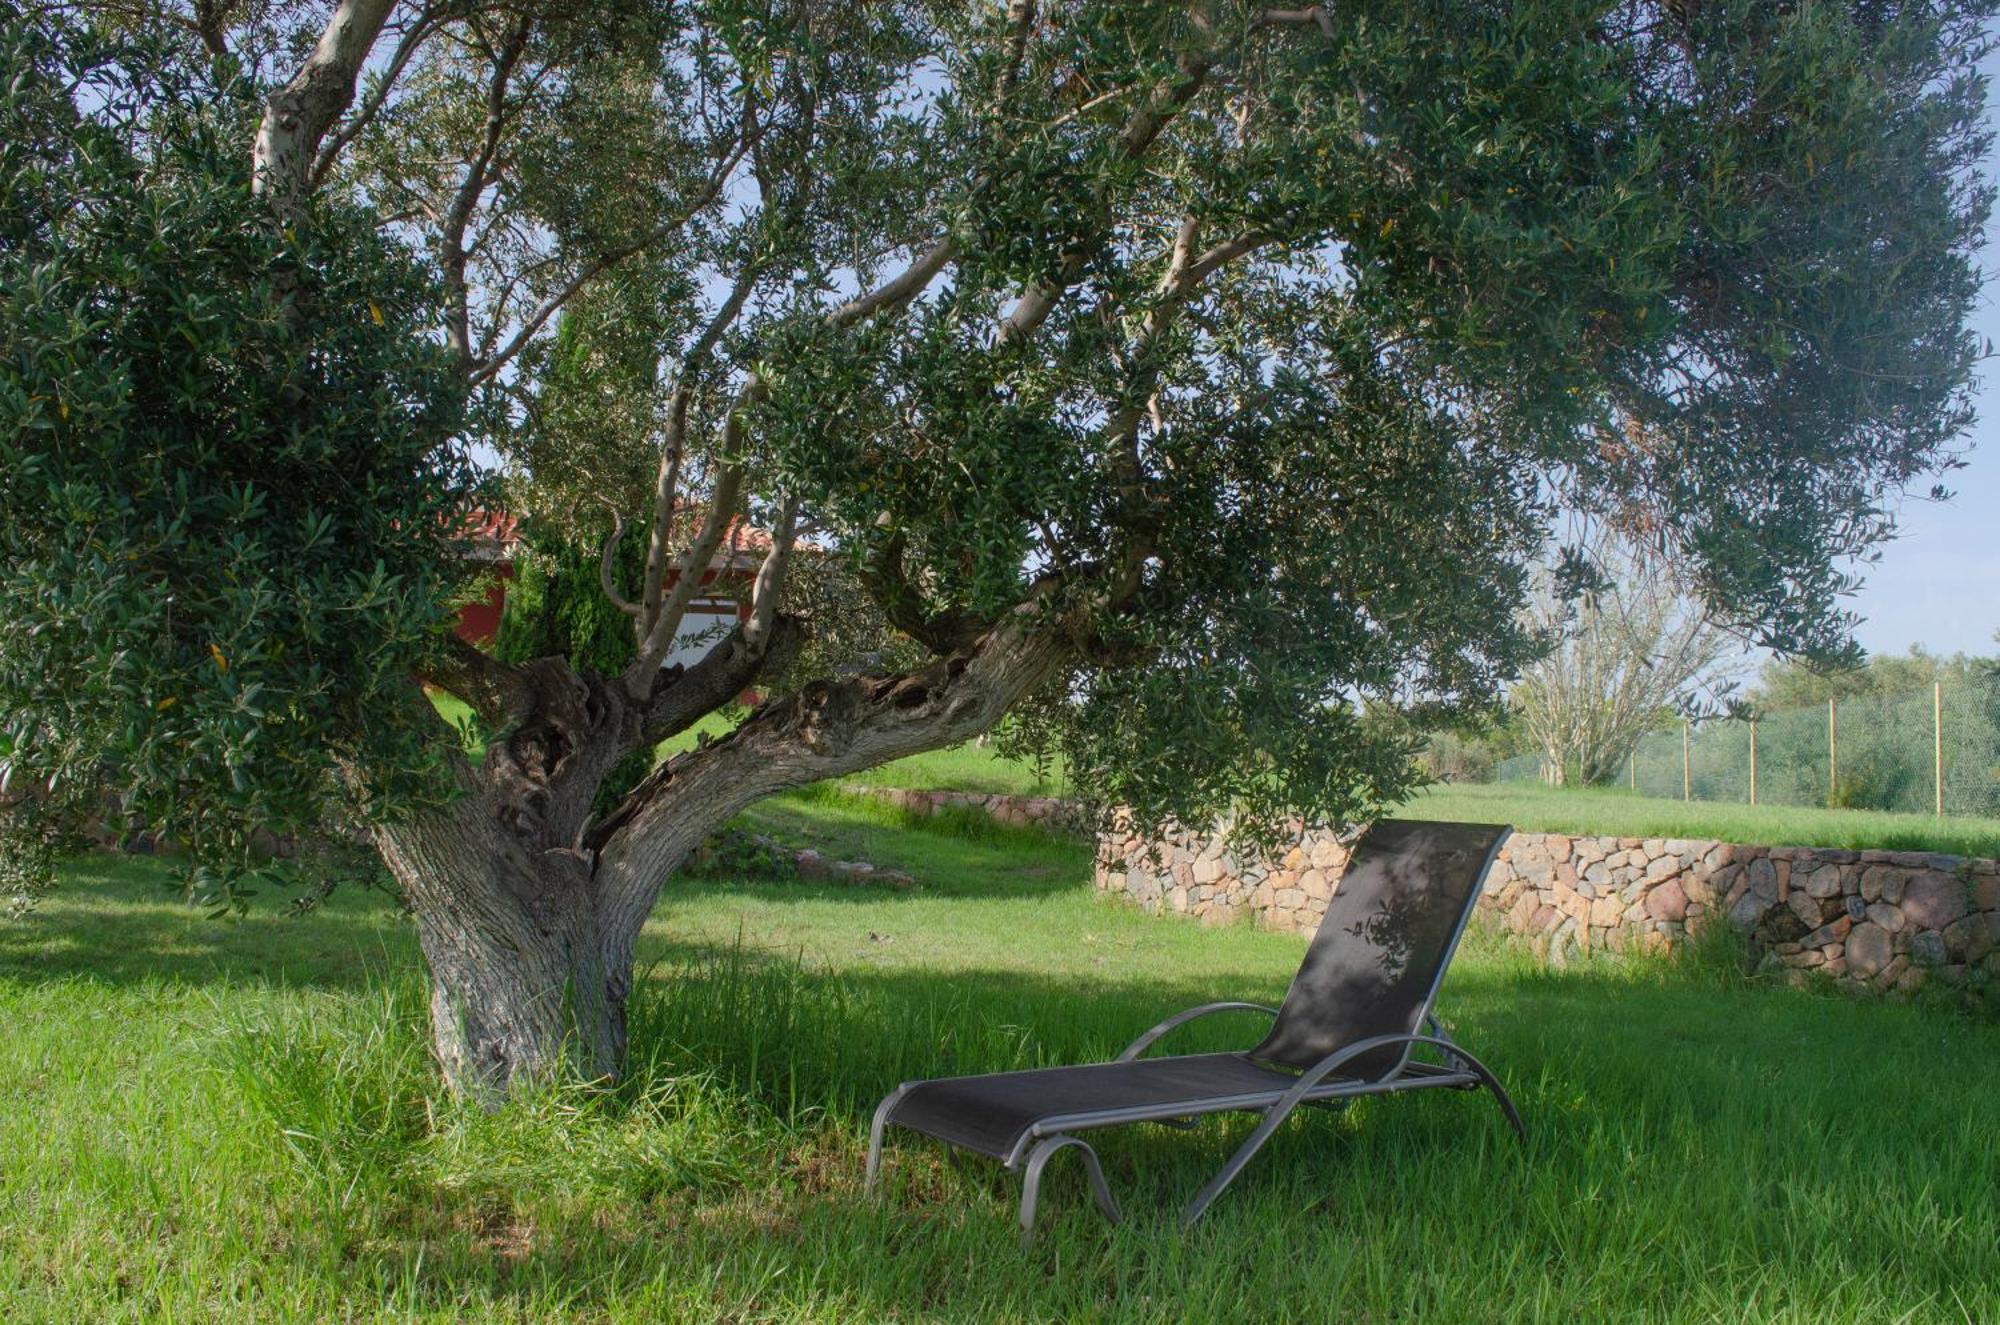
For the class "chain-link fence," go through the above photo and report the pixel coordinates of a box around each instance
[1495,676,2000,818]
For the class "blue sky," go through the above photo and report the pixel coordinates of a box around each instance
[1839,44,2000,660]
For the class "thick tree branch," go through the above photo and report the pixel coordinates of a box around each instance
[252,0,395,203]
[636,615,802,750]
[419,634,538,727]
[997,0,1037,102]
[592,608,1070,933]
[309,9,445,189]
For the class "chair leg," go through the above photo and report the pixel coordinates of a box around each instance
[1179,1099,1302,1229]
[865,1085,911,1194]
[1018,1135,1120,1249]
[1471,1066,1528,1145]
[1424,1040,1528,1144]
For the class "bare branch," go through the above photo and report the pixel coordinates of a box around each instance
[624,442,752,692]
[743,493,800,653]
[442,13,532,367]
[599,511,641,618]
[828,238,960,328]
[1175,231,1271,295]
[1161,215,1200,294]
[639,262,763,626]
[466,131,757,386]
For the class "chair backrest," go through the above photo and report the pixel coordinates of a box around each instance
[1249,819,1510,1078]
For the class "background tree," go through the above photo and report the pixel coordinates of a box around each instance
[3,0,1991,1097]
[1512,529,1742,786]
[1751,644,1999,710]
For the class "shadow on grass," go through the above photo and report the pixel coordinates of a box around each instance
[12,853,2000,1318]
[202,917,2000,1322]
[0,855,415,991]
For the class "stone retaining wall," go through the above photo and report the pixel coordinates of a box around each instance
[1095,820,2000,998]
[838,784,1082,834]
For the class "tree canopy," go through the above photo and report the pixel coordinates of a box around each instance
[0,18,479,902]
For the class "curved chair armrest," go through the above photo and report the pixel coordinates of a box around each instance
[1115,1001,1281,1062]
[1277,1032,1466,1104]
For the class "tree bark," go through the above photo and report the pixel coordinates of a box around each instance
[374,791,634,1095]
[376,655,646,1098]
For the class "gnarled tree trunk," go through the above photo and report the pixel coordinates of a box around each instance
[374,795,638,1092]
[390,614,1066,1100]
[375,656,657,1098]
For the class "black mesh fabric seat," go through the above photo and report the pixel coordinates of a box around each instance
[890,1053,1306,1160]
[866,819,1525,1242]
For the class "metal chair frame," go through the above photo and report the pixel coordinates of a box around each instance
[865,823,1523,1243]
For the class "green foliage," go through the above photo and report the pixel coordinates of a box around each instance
[0,18,480,900]
[737,0,1992,845]
[8,0,1996,902]
[1418,730,1499,786]
[508,273,685,540]
[495,533,644,678]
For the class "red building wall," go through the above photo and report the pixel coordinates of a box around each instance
[454,563,514,646]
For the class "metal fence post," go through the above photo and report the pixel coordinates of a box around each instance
[1682,719,1690,802]
[1934,680,1943,819]
[1749,718,1757,807]
[1828,698,1838,803]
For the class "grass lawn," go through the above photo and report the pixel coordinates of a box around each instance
[777,730,2000,856]
[1405,782,2000,858]
[2,792,1996,1323]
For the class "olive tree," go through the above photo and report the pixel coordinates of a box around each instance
[3,0,1989,1097]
